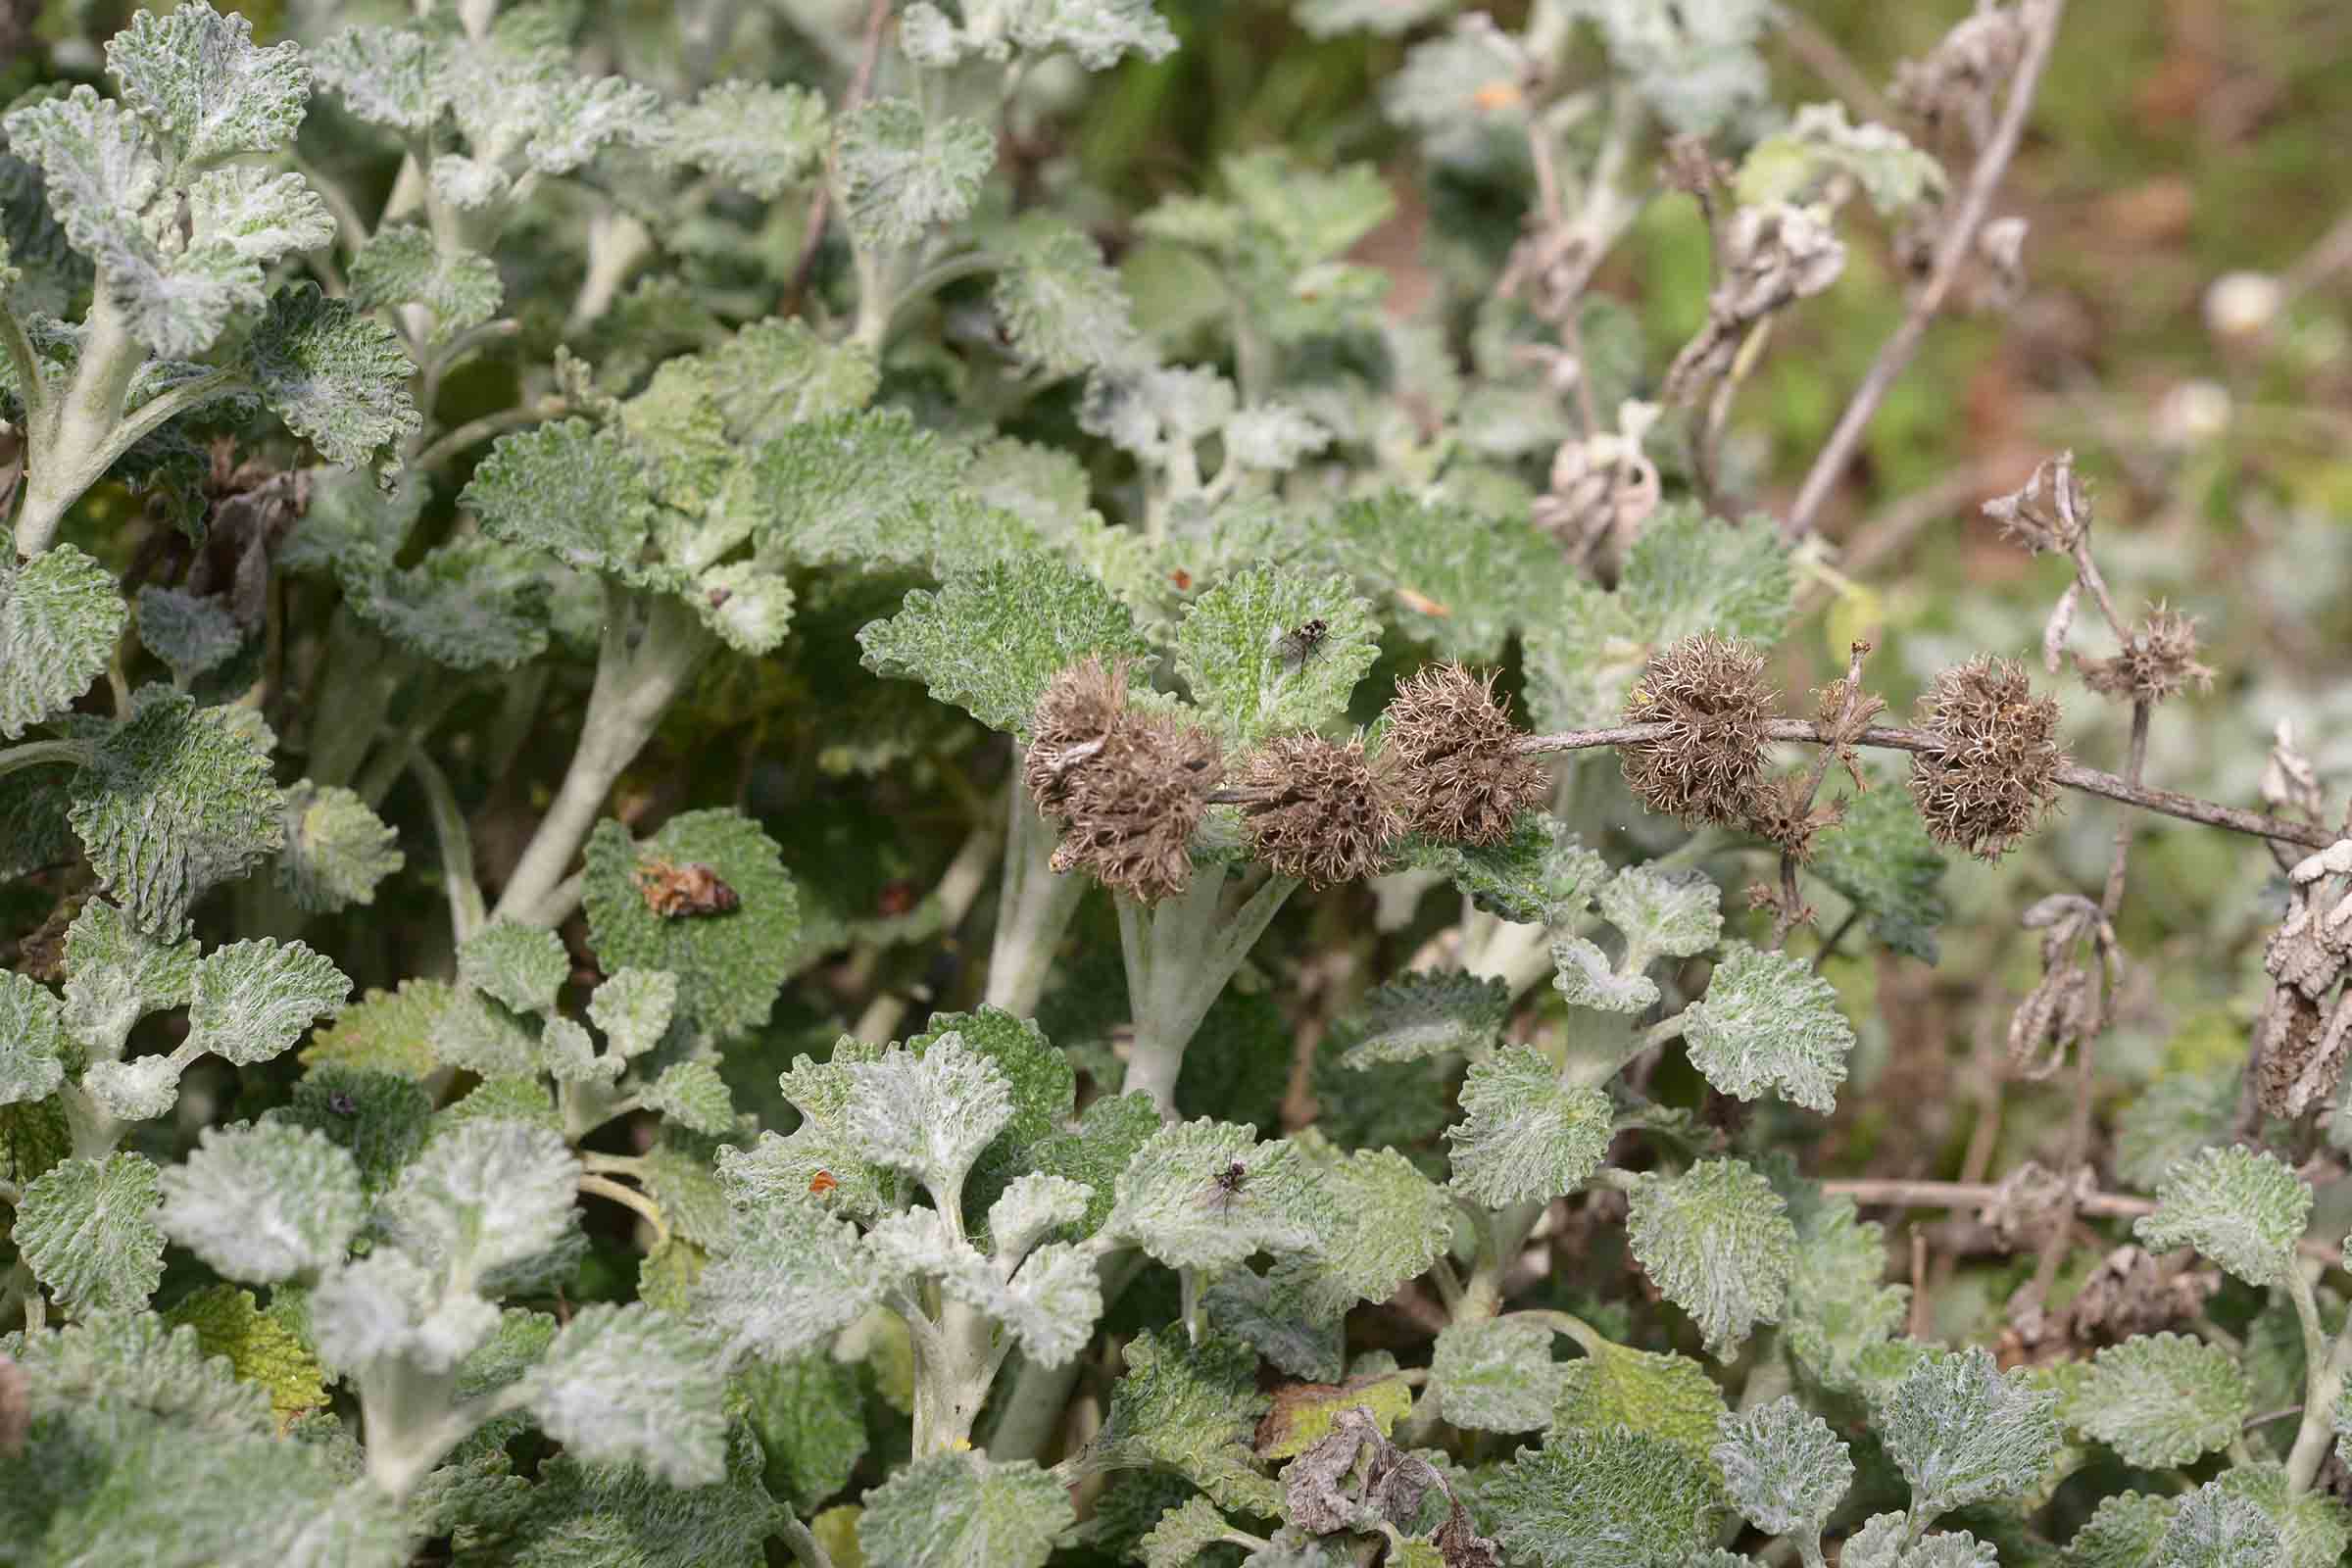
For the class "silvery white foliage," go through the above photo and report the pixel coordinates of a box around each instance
[382,1119,581,1294]
[2153,1483,2283,1568]
[988,1173,1096,1261]
[516,1303,727,1488]
[1446,1044,1614,1206]
[1550,935,1660,1013]
[104,1,312,165]
[160,1122,365,1284]
[182,937,350,1065]
[1107,1118,1320,1272]
[307,24,447,134]
[134,585,243,686]
[845,1034,1014,1209]
[1838,1516,1997,1568]
[1222,405,1331,473]
[311,1249,501,1376]
[838,100,997,250]
[899,0,1177,72]
[539,1014,620,1084]
[1572,0,1771,136]
[80,1054,183,1120]
[458,919,569,1016]
[1875,1347,2061,1520]
[0,971,69,1106]
[654,80,826,199]
[429,154,509,212]
[1713,1396,1852,1541]
[1625,1158,1794,1357]
[857,1449,1075,1568]
[693,1195,879,1364]
[0,545,127,740]
[2072,1333,2251,1469]
[2132,1145,2313,1287]
[1428,1316,1567,1432]
[185,167,332,266]
[863,1206,973,1286]
[971,1242,1102,1367]
[1599,863,1723,962]
[587,967,678,1059]
[1682,942,1857,1112]
[60,898,198,1058]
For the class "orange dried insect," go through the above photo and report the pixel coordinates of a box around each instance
[1471,79,1523,111]
[1395,586,1452,617]
[876,879,918,917]
[808,1170,839,1197]
[634,858,741,917]
[1168,567,1194,591]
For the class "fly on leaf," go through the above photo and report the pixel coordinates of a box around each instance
[634,858,740,918]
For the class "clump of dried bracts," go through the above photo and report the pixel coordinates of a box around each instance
[1907,655,2065,860]
[2077,605,2215,706]
[1232,735,1403,889]
[1619,634,1779,829]
[1382,664,1551,847]
[2254,841,2352,1119]
[1026,658,1221,904]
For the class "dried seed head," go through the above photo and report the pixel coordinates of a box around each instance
[1619,634,1778,827]
[2076,605,2214,705]
[1236,734,1404,889]
[1906,656,2065,860]
[1742,769,1846,861]
[1027,657,1222,905]
[1382,663,1551,847]
[1890,0,2030,148]
[1981,451,2090,556]
[2254,984,2344,1121]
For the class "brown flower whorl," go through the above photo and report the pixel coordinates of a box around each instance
[1381,663,1551,847]
[1906,656,2065,861]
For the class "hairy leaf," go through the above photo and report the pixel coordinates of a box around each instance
[459,919,569,1016]
[692,1193,877,1365]
[1430,1316,1568,1432]
[184,937,349,1065]
[1683,943,1856,1112]
[859,1449,1073,1568]
[245,284,421,469]
[347,224,502,346]
[519,1303,726,1487]
[17,1152,165,1314]
[2069,1333,2250,1469]
[2133,1145,2312,1287]
[274,780,404,912]
[1338,969,1510,1066]
[1714,1396,1851,1540]
[582,809,803,1039]
[1627,1158,1794,1357]
[994,215,1140,376]
[1,545,127,740]
[1486,1430,1726,1568]
[1108,1119,1321,1271]
[1447,1045,1613,1206]
[383,1118,581,1291]
[0,971,70,1107]
[160,1121,364,1284]
[1875,1347,2061,1518]
[1095,1329,1276,1513]
[1174,566,1381,748]
[839,100,996,248]
[106,2,311,162]
[463,418,655,574]
[658,79,826,198]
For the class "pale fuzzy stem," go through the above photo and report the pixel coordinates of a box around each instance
[778,1514,838,1568]
[492,588,713,926]
[985,754,1086,1016]
[1118,870,1302,1118]
[0,738,92,781]
[14,285,147,557]
[409,744,487,946]
[2284,1265,2352,1491]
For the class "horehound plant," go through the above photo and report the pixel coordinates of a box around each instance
[6,0,2352,1566]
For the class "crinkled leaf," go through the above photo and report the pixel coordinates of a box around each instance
[382,1118,581,1291]
[1222,405,1329,475]
[1412,814,1610,926]
[2153,1482,2284,1568]
[1108,1119,1322,1271]
[347,223,502,346]
[1431,1317,1568,1432]
[106,1,311,163]
[988,1173,1096,1262]
[0,1096,74,1190]
[587,968,675,1062]
[839,100,996,249]
[17,1152,165,1315]
[1289,1144,1452,1313]
[658,79,826,198]
[2065,1492,2179,1568]
[347,536,550,672]
[1600,863,1723,962]
[308,24,450,133]
[1174,566,1381,748]
[311,1248,501,1375]
[735,1350,867,1513]
[2212,1461,2350,1568]
[1683,943,1856,1112]
[642,1060,736,1136]
[1840,1516,1997,1568]
[582,809,803,1040]
[858,1449,1073,1568]
[246,283,421,468]
[1027,1090,1160,1243]
[1,545,127,740]
[185,937,349,1065]
[478,1434,777,1568]
[301,977,449,1079]
[1,88,163,255]
[1714,1396,1851,1540]
[694,563,797,655]
[2068,1333,2249,1469]
[994,215,1140,376]
[134,586,242,687]
[1627,1158,1794,1358]
[1446,1045,1613,1206]
[1203,1264,1344,1381]
[692,1193,877,1365]
[1778,1174,1908,1392]
[2133,1144,2312,1287]
[274,779,404,912]
[161,1283,328,1421]
[0,971,69,1108]
[1486,1430,1726,1568]
[518,1303,726,1487]
[79,1055,183,1121]
[272,1064,432,1197]
[2117,1057,2242,1193]
[1137,1494,1244,1568]
[744,409,1030,574]
[1551,937,1659,1013]
[160,1122,364,1284]
[1876,1346,2062,1518]
[858,557,1152,735]
[1550,1343,1728,1460]
[846,1034,1014,1202]
[463,417,655,574]
[700,318,879,444]
[459,919,568,1016]
[186,166,330,267]
[1737,102,1945,216]
[1096,1329,1278,1513]
[1325,491,1570,662]
[427,985,541,1078]
[1338,969,1509,1066]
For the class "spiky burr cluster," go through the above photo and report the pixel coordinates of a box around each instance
[1026,658,1221,905]
[1906,656,2065,861]
[2077,606,2214,706]
[1618,635,1779,828]
[1380,663,1552,848]
[1233,735,1405,888]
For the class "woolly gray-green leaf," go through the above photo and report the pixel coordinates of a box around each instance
[245,284,420,469]
[346,223,502,346]
[185,166,330,267]
[69,691,283,940]
[1411,813,1611,927]
[1173,566,1380,749]
[692,1192,878,1364]
[347,536,551,672]
[459,919,568,1016]
[1,545,127,740]
[1683,943,1856,1112]
[382,1118,581,1291]
[517,1303,727,1488]
[1446,1044,1613,1206]
[17,1152,165,1315]
[1551,936,1660,1013]
[657,79,827,198]
[1714,1396,1851,1540]
[1813,769,1950,963]
[2133,1144,2313,1287]
[184,937,349,1065]
[1627,1158,1794,1358]
[2153,1482,2283,1568]
[1094,1329,1276,1514]
[308,24,452,133]
[858,1449,1074,1568]
[1430,1316,1567,1432]
[310,1248,500,1374]
[0,971,69,1107]
[2070,1333,2251,1469]
[1107,1119,1322,1272]
[160,1121,364,1284]
[642,1060,736,1137]
[1486,1429,1727,1568]
[838,100,996,249]
[134,586,242,687]
[274,780,404,912]
[1875,1346,2061,1518]
[464,418,657,574]
[587,968,676,1061]
[846,1034,1013,1203]
[858,557,1152,735]
[1286,1144,1452,1314]
[994,215,1140,376]
[581,809,803,1040]
[1337,969,1510,1066]
[106,1,311,162]
[1600,863,1723,962]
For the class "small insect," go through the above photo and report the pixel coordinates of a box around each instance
[327,1091,358,1117]
[876,879,919,917]
[1198,1160,1250,1214]
[707,586,733,609]
[808,1170,840,1198]
[1168,567,1194,592]
[1272,618,1329,670]
[634,858,741,918]
[1395,586,1452,618]
[1470,79,1522,113]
